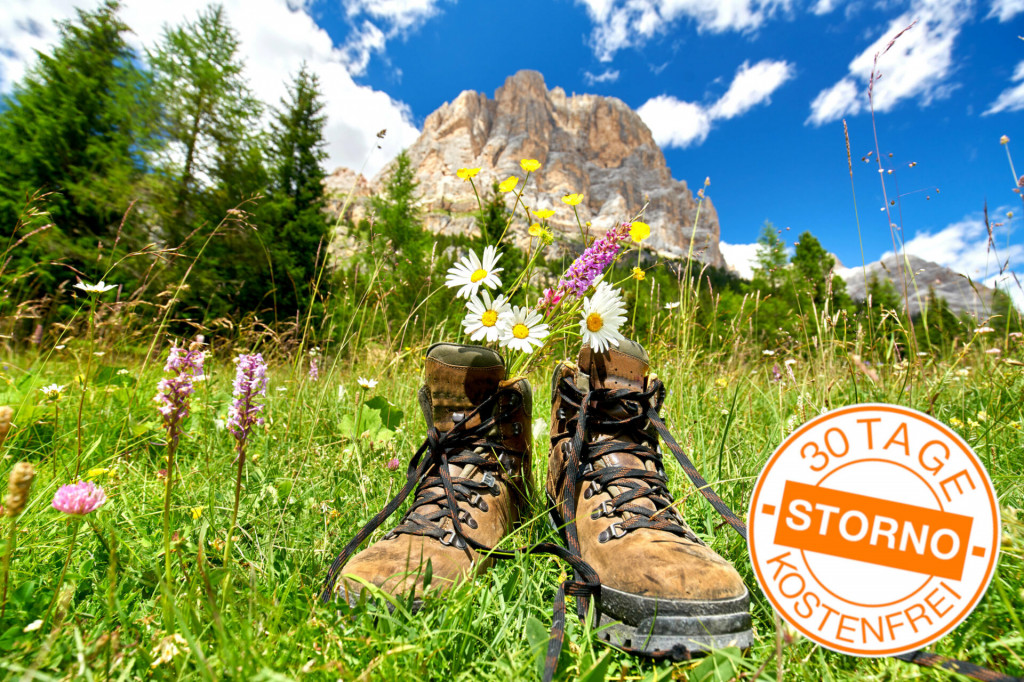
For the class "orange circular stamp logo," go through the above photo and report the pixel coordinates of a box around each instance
[748,404,1000,656]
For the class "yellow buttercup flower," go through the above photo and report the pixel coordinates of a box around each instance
[520,159,541,172]
[562,193,583,206]
[631,267,646,281]
[191,506,204,520]
[629,221,650,242]
[457,167,481,180]
[499,177,518,193]
[528,223,544,237]
[533,208,555,220]
[86,468,110,479]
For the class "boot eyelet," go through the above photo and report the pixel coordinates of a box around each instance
[441,529,466,549]
[557,408,567,420]
[511,423,522,435]
[482,472,500,495]
[583,487,593,500]
[598,522,626,543]
[590,500,613,520]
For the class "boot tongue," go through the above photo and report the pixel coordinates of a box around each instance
[422,343,505,431]
[578,339,659,514]
[577,338,649,391]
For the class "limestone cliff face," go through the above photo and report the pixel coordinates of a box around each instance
[330,70,724,266]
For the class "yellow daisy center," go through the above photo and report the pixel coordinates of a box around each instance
[481,310,498,327]
[513,323,530,339]
[470,268,487,283]
[586,312,604,332]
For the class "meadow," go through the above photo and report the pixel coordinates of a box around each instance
[0,238,1022,681]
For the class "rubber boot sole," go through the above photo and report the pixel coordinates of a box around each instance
[547,496,753,659]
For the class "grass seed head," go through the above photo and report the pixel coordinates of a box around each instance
[5,462,36,517]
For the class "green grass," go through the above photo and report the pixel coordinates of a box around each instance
[0,325,1021,680]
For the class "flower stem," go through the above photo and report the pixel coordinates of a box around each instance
[0,514,19,618]
[75,297,98,479]
[352,400,368,507]
[44,518,81,629]
[161,439,177,612]
[222,443,245,580]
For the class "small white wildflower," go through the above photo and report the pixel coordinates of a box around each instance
[664,301,681,310]
[23,619,43,633]
[784,358,797,366]
[357,377,378,390]
[762,350,776,357]
[74,280,117,294]
[974,326,995,334]
[40,384,65,399]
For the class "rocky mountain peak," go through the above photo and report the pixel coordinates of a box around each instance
[329,69,724,266]
[839,254,1004,318]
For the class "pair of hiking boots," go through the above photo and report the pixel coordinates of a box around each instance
[321,340,752,661]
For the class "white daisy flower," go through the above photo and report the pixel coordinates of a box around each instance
[74,280,117,294]
[40,383,65,399]
[499,306,549,354]
[357,377,378,390]
[445,246,504,299]
[579,282,627,354]
[462,291,512,343]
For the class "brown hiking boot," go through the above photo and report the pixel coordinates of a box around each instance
[546,339,752,656]
[322,343,533,606]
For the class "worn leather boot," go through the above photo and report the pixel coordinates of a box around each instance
[547,340,752,655]
[324,343,532,605]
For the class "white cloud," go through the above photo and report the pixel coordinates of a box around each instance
[984,60,1024,115]
[583,68,620,85]
[806,77,861,124]
[0,0,420,176]
[574,0,794,62]
[339,0,448,76]
[338,20,387,77]
[881,211,1024,310]
[709,59,794,119]
[811,0,839,15]
[637,96,711,147]
[986,0,1024,21]
[720,241,761,279]
[807,0,970,126]
[638,59,793,148]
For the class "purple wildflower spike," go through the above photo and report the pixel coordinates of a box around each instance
[228,354,268,456]
[155,346,205,446]
[308,357,319,381]
[542,223,630,311]
[52,480,106,516]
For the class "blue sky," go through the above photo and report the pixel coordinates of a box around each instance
[2,0,1023,300]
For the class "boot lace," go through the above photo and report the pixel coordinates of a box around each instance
[320,386,601,682]
[557,375,701,544]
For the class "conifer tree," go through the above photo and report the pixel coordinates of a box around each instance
[0,1,157,287]
[149,3,263,242]
[752,222,788,290]
[259,64,331,316]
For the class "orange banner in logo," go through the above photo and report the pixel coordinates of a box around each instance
[773,481,973,580]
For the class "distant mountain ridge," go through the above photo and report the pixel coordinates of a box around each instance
[326,70,724,266]
[839,254,1004,318]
